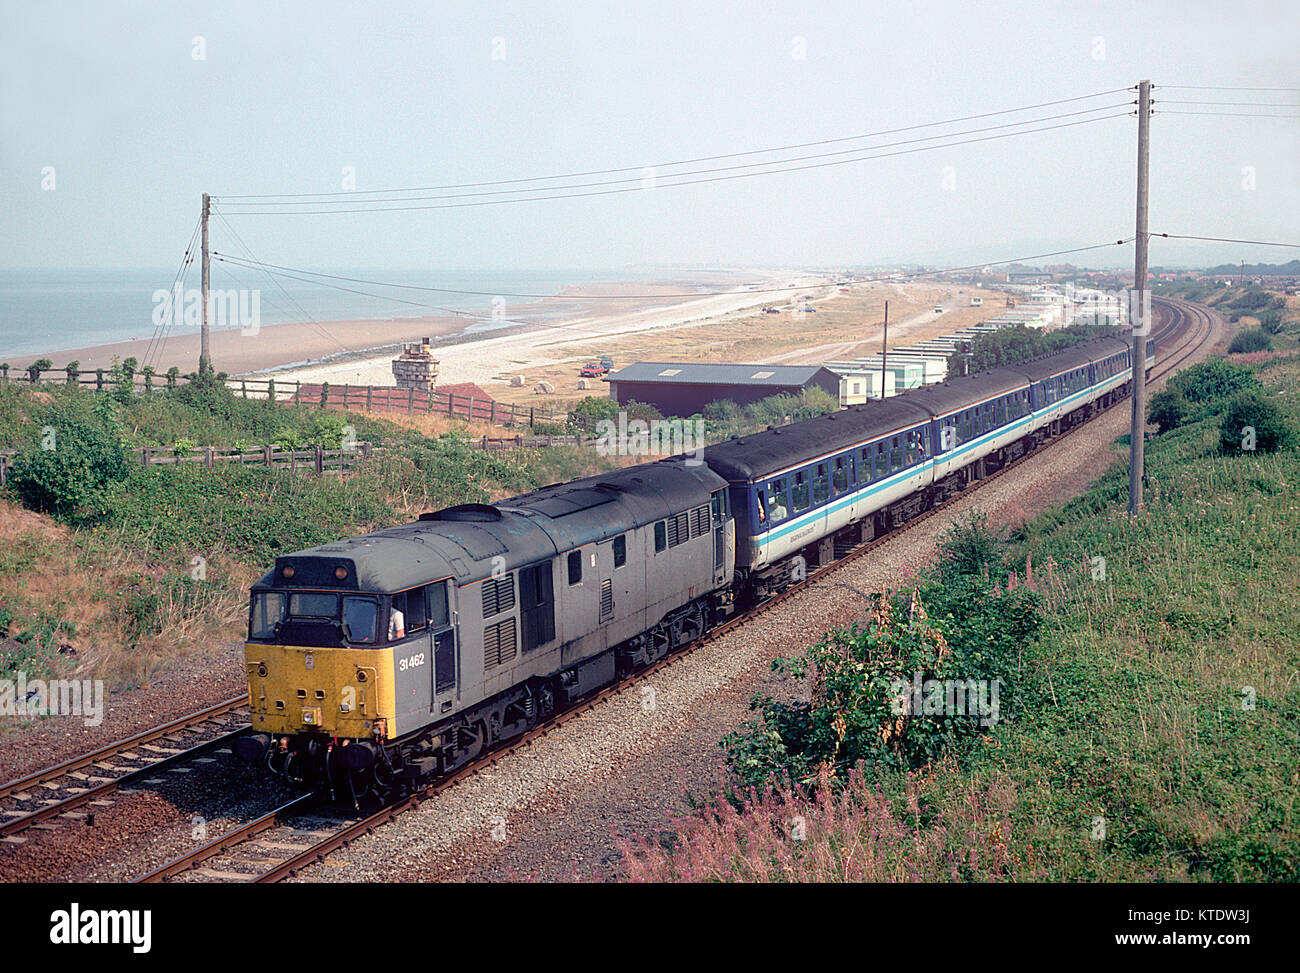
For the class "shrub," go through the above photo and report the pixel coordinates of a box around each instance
[1147,387,1191,435]
[1165,358,1260,406]
[722,577,1038,788]
[1228,328,1272,354]
[935,511,1002,582]
[8,395,129,517]
[1218,393,1295,455]
[26,358,53,383]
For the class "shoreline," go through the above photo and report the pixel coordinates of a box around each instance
[3,273,780,378]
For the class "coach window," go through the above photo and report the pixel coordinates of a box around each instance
[874,441,886,479]
[832,457,848,493]
[889,435,904,471]
[792,471,810,511]
[567,550,582,585]
[654,521,667,552]
[860,447,872,481]
[766,478,789,523]
[813,463,830,505]
[613,534,627,568]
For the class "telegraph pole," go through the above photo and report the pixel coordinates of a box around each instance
[200,192,211,376]
[1128,80,1151,516]
[879,300,889,399]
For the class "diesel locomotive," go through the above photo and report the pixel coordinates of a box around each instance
[235,334,1153,802]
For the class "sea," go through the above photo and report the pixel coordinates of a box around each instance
[0,267,686,360]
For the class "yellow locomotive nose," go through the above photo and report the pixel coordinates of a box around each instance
[244,643,392,740]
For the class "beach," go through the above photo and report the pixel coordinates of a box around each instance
[7,273,1008,406]
[5,271,816,380]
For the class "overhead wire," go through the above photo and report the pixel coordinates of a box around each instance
[213,112,1134,215]
[217,87,1137,200]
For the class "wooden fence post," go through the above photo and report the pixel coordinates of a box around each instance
[408,387,415,414]
[361,442,371,461]
[489,400,496,425]
[263,444,273,467]
[204,446,214,469]
[314,445,324,475]
[366,385,373,410]
[141,448,151,467]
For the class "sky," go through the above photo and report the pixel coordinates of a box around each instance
[2,0,1297,274]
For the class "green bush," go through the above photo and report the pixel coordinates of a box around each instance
[723,573,1039,788]
[7,395,129,517]
[1165,358,1260,406]
[1218,393,1294,455]
[1147,387,1191,435]
[1227,328,1272,354]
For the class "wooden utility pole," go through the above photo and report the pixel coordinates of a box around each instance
[879,300,889,399]
[1128,80,1152,516]
[200,193,211,375]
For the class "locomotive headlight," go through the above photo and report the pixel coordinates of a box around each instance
[257,664,268,678]
[281,566,295,579]
[334,566,348,580]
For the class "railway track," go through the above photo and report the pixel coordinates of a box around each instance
[0,696,250,843]
[131,296,1215,884]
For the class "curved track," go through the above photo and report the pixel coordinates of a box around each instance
[130,296,1217,883]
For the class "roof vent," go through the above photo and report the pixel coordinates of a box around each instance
[419,503,502,523]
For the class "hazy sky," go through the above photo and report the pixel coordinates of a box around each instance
[3,0,1297,273]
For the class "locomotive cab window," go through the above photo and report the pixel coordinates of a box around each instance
[343,596,379,645]
[654,521,667,552]
[407,588,428,632]
[290,592,336,618]
[567,550,583,585]
[250,591,286,639]
[427,581,450,630]
[613,534,627,568]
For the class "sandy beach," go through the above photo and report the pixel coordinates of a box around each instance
[7,273,802,379]
[262,273,833,389]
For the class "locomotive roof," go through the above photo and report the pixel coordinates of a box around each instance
[257,460,725,592]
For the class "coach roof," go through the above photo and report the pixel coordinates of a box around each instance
[704,397,932,482]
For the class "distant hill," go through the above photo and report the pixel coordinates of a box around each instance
[1204,259,1300,276]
